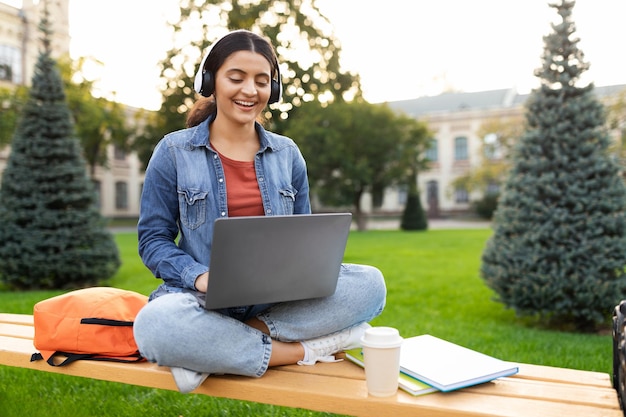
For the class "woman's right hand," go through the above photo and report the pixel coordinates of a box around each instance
[194,272,209,293]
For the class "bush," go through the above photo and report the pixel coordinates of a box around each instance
[401,190,427,231]
[473,194,499,220]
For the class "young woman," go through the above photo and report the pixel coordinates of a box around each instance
[133,29,386,393]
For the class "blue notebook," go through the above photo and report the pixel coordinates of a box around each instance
[399,335,519,392]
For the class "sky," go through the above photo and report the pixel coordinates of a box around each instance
[6,0,626,110]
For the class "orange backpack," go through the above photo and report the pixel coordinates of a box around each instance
[31,287,148,366]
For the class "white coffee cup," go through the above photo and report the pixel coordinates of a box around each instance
[360,326,403,397]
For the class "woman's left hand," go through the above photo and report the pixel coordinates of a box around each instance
[194,272,209,293]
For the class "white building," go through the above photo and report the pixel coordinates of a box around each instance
[385,85,626,217]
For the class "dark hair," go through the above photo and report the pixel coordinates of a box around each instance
[186,30,279,128]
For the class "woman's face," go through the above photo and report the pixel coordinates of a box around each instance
[213,50,273,126]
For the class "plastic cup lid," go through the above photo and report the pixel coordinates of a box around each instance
[360,326,403,348]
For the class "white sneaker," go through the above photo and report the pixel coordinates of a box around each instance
[170,366,209,393]
[298,322,371,366]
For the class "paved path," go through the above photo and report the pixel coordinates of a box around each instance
[363,218,491,230]
[110,218,492,233]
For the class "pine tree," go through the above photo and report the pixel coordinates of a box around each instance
[401,184,428,231]
[0,6,120,289]
[481,0,626,331]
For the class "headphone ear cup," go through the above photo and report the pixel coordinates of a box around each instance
[269,79,281,104]
[200,71,215,97]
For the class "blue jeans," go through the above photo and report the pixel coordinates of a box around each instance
[133,263,386,377]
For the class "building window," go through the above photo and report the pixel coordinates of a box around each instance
[455,187,469,203]
[483,133,502,160]
[454,136,468,161]
[397,185,407,206]
[486,182,500,195]
[114,145,127,160]
[0,63,12,81]
[427,181,438,202]
[425,138,438,162]
[92,180,101,209]
[115,181,128,210]
[0,45,22,84]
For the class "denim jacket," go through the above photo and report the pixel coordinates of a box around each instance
[138,114,311,297]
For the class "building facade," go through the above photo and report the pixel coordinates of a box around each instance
[0,0,69,88]
[387,85,625,217]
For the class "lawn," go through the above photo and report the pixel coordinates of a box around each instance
[0,228,614,417]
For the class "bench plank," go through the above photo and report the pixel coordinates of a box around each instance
[515,362,613,387]
[0,313,34,325]
[0,322,35,339]
[0,314,621,417]
[462,375,619,409]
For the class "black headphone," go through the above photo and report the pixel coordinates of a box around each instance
[193,34,282,104]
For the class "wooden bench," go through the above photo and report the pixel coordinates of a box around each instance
[0,312,621,417]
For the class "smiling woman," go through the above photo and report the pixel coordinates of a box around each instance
[132,29,387,394]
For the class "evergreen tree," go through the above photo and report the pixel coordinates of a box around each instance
[481,0,626,331]
[400,121,430,231]
[400,189,427,231]
[0,6,120,289]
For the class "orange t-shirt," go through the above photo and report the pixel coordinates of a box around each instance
[218,152,265,217]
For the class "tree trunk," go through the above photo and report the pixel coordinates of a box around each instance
[353,189,367,231]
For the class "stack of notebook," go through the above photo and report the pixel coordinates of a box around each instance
[346,334,519,396]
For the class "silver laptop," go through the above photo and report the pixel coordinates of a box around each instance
[204,213,352,310]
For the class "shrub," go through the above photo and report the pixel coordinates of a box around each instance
[474,194,499,220]
[401,190,428,231]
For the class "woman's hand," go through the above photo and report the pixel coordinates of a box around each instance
[194,272,209,293]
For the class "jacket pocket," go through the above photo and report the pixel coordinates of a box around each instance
[178,189,208,229]
[278,187,297,214]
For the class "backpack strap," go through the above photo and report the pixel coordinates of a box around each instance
[612,300,626,410]
[31,351,144,367]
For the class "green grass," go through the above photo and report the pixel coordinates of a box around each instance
[0,229,613,416]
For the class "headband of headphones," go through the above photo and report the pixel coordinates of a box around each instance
[193,32,282,104]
